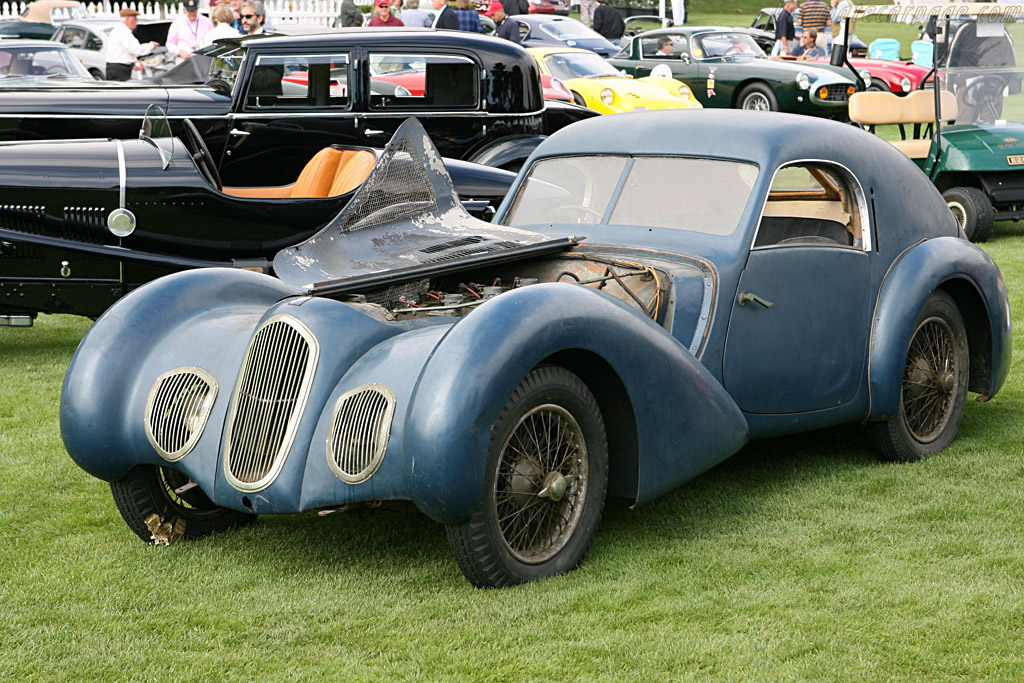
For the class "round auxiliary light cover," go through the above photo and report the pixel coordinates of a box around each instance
[107,208,137,237]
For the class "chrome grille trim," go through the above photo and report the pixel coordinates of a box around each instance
[144,367,218,462]
[327,384,396,484]
[224,315,319,492]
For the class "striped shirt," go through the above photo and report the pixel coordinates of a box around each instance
[799,0,829,32]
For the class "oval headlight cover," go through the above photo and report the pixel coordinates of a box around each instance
[796,72,810,90]
[600,88,614,105]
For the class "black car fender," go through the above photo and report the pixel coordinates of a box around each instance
[465,134,547,171]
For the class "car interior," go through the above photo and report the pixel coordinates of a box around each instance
[755,163,865,248]
[221,146,377,199]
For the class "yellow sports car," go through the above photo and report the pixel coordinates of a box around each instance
[528,46,702,113]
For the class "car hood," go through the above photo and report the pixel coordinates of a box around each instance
[712,56,856,85]
[273,118,557,290]
[941,122,1024,171]
[0,83,229,116]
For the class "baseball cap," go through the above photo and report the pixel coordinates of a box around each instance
[483,0,503,15]
[377,0,390,6]
[183,0,199,10]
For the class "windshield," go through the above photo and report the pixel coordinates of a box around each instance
[206,46,244,92]
[938,20,1024,125]
[543,51,620,80]
[504,155,758,236]
[541,21,604,40]
[0,46,90,78]
[139,104,174,168]
[693,32,765,60]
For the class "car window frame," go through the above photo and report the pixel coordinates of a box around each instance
[365,50,482,112]
[240,49,354,114]
[750,158,873,252]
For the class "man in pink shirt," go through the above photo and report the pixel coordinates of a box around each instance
[166,0,214,62]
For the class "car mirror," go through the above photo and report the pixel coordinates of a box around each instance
[679,53,690,64]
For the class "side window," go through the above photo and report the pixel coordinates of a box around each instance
[244,53,350,109]
[755,163,869,250]
[86,29,103,51]
[641,35,686,59]
[368,53,479,109]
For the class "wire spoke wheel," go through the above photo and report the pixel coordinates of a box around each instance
[446,366,607,587]
[901,317,960,443]
[494,404,589,564]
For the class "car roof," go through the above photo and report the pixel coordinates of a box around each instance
[22,0,81,22]
[221,27,526,57]
[527,45,597,57]
[0,37,72,48]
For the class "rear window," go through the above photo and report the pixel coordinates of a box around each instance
[368,53,479,109]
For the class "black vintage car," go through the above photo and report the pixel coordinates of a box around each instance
[0,29,597,185]
[0,110,516,324]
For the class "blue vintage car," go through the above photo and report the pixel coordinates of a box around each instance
[61,113,1011,587]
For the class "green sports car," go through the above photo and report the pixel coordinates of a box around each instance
[608,27,860,118]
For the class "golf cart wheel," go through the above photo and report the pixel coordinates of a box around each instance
[943,186,993,242]
[737,83,778,112]
[110,465,256,544]
[868,290,969,463]
[446,366,608,588]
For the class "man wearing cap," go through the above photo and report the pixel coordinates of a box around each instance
[431,0,459,30]
[368,0,404,26]
[484,1,518,43]
[104,8,159,81]
[166,0,213,62]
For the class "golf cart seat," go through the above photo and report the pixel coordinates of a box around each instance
[848,90,958,159]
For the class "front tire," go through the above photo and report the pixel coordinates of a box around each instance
[446,366,608,587]
[943,186,994,242]
[110,465,256,544]
[868,291,969,463]
[737,82,778,111]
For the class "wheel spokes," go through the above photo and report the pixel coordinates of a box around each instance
[901,318,958,442]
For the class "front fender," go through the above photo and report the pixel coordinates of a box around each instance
[465,135,546,169]
[402,283,749,523]
[868,237,1011,419]
[60,268,298,482]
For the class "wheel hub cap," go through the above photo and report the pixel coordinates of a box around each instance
[539,471,568,501]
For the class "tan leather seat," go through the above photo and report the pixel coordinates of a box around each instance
[223,147,374,199]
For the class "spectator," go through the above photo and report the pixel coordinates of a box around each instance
[104,8,158,81]
[400,0,432,27]
[432,0,459,29]
[336,0,364,26]
[775,0,796,55]
[830,0,854,39]
[228,0,245,32]
[369,0,404,25]
[592,0,624,43]
[502,0,528,15]
[454,0,482,32]
[579,0,596,28]
[166,0,213,62]
[484,1,519,43]
[799,0,830,49]
[204,3,242,46]
[240,0,268,34]
[790,29,825,60]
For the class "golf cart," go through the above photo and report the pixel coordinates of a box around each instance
[841,3,1024,241]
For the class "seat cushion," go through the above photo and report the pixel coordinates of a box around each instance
[291,147,345,198]
[328,150,377,196]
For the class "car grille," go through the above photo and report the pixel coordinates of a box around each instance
[820,84,853,102]
[144,368,218,461]
[0,204,46,234]
[327,384,396,483]
[225,316,319,492]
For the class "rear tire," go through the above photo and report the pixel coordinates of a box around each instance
[867,291,969,463]
[737,83,778,111]
[110,465,256,544]
[446,366,608,587]
[943,186,994,242]
[867,78,889,92]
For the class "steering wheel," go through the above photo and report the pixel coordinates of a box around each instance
[44,65,69,75]
[958,75,1007,112]
[180,118,222,190]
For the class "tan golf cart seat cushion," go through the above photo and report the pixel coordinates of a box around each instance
[848,90,958,160]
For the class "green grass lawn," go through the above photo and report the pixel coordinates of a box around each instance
[3,230,1024,678]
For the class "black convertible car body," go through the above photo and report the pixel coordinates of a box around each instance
[0,112,516,323]
[0,29,596,186]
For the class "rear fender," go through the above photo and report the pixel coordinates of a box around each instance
[402,283,749,523]
[465,135,546,169]
[868,237,1011,419]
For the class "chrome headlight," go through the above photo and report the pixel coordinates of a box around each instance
[901,76,912,93]
[858,69,872,84]
[677,84,691,97]
[600,88,614,105]
[796,72,810,90]
[394,85,412,97]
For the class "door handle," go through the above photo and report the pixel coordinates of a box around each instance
[228,128,250,136]
[365,129,385,136]
[738,290,774,308]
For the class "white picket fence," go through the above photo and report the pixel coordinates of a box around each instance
[0,0,343,25]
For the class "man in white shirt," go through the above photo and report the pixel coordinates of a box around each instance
[166,0,214,62]
[104,8,159,81]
